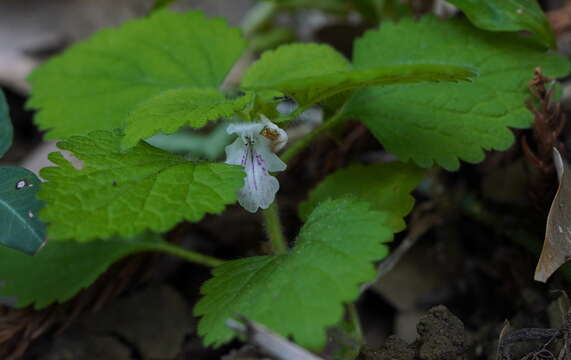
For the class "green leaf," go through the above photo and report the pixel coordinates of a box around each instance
[241,43,477,109]
[299,162,424,232]
[195,198,392,349]
[242,43,351,106]
[0,167,46,254]
[39,130,245,241]
[122,89,253,149]
[28,10,247,139]
[0,234,165,309]
[0,90,12,158]
[346,17,570,170]
[0,93,46,255]
[446,0,555,49]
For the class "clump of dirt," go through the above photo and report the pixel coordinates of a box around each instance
[360,336,415,360]
[360,305,468,360]
[417,305,467,359]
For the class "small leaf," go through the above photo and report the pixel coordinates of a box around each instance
[535,148,571,282]
[28,10,246,139]
[195,198,392,349]
[0,234,165,309]
[0,90,13,158]
[242,43,476,108]
[299,162,424,232]
[39,130,245,241]
[446,0,555,49]
[242,43,350,107]
[0,166,46,254]
[346,17,570,170]
[122,89,253,149]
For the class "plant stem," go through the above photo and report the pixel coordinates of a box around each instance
[240,2,278,37]
[259,107,348,255]
[151,242,225,267]
[262,203,289,254]
[347,303,364,345]
[280,107,347,164]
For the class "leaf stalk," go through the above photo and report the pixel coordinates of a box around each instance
[151,241,225,267]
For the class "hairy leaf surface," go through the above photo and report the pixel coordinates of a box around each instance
[242,43,476,108]
[346,17,570,170]
[195,199,392,349]
[299,162,424,232]
[28,10,246,139]
[122,89,253,149]
[39,130,245,241]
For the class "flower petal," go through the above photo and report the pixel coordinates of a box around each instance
[224,117,288,212]
[254,139,286,172]
[238,142,281,212]
[224,138,247,166]
[226,122,263,137]
[238,174,280,212]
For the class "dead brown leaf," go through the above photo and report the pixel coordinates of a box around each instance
[535,148,571,282]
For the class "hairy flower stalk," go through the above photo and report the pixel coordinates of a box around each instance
[225,116,287,212]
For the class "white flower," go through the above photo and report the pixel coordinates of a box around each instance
[225,116,288,213]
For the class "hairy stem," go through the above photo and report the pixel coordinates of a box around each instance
[151,242,225,267]
[281,107,347,164]
[262,203,289,254]
[260,106,349,255]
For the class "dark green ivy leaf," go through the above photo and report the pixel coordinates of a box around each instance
[0,167,46,254]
